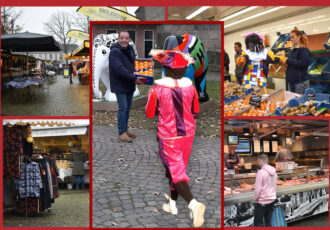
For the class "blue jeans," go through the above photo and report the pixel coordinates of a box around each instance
[116,93,133,135]
[75,175,85,189]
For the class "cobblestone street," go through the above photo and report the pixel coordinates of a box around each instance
[2,75,89,116]
[93,125,221,228]
[3,189,89,227]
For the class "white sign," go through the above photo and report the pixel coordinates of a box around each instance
[254,140,261,153]
[263,141,270,153]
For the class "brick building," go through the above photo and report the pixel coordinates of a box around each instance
[92,23,221,72]
[92,24,158,58]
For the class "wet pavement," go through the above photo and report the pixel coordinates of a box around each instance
[3,189,90,227]
[1,75,89,116]
[92,125,221,228]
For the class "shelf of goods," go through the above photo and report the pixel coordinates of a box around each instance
[275,88,330,116]
[224,83,256,104]
[271,31,306,54]
[224,88,299,116]
[225,86,330,117]
[224,167,329,227]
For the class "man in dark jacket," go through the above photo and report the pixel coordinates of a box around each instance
[109,31,144,142]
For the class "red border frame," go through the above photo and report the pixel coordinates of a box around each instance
[89,20,224,229]
[1,4,330,230]
[222,117,330,229]
[1,1,329,6]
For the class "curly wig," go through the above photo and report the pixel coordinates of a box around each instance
[245,33,264,53]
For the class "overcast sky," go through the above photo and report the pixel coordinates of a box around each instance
[15,7,138,34]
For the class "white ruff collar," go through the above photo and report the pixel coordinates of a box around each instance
[155,77,192,88]
[246,48,268,62]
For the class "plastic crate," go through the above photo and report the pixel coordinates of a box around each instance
[224,88,255,104]
[307,57,328,80]
[271,33,290,53]
[309,82,329,93]
[134,58,154,85]
[323,33,330,50]
[321,60,330,79]
[271,31,306,53]
[275,88,328,116]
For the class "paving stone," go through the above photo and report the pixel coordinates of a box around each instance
[92,126,221,228]
[2,75,89,116]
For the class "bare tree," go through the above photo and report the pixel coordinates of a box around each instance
[44,11,76,54]
[1,7,23,34]
[71,9,90,34]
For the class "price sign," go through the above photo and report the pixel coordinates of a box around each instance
[308,93,315,101]
[249,93,262,108]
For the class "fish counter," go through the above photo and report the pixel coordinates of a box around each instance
[224,167,329,226]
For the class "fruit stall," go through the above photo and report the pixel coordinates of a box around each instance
[224,79,330,116]
[224,119,329,227]
[268,32,330,93]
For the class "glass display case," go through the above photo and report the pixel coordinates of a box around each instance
[224,167,328,196]
[224,167,329,227]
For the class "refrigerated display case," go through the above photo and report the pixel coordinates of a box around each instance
[224,167,329,226]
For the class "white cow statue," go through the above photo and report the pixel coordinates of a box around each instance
[92,33,140,102]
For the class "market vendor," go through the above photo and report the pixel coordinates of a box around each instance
[225,145,242,169]
[274,145,293,162]
[236,32,286,87]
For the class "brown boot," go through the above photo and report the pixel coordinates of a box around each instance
[119,132,132,143]
[126,131,137,139]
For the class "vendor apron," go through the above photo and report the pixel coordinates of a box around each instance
[158,136,194,190]
[243,60,267,87]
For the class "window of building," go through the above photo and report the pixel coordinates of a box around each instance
[144,30,154,58]
[106,29,117,35]
[127,30,136,44]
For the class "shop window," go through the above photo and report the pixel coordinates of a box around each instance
[144,30,154,58]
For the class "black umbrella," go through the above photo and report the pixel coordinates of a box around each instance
[1,32,61,76]
[1,32,61,52]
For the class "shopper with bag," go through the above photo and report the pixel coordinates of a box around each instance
[254,154,277,226]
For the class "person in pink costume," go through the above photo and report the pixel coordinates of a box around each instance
[146,49,205,228]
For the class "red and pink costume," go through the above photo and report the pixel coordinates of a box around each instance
[146,77,199,190]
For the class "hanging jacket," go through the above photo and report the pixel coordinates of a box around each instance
[146,77,199,138]
[15,162,43,199]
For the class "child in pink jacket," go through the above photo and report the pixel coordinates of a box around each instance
[254,154,277,226]
[146,49,205,228]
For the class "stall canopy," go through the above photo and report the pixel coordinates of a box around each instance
[3,119,89,137]
[1,32,61,52]
[63,40,89,60]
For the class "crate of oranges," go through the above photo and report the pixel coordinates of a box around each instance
[134,58,154,85]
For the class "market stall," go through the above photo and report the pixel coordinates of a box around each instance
[1,32,61,101]
[224,119,329,226]
[225,31,330,117]
[3,120,90,216]
[224,81,330,116]
[63,40,90,85]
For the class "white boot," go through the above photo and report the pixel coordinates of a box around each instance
[188,199,205,228]
[162,193,178,215]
